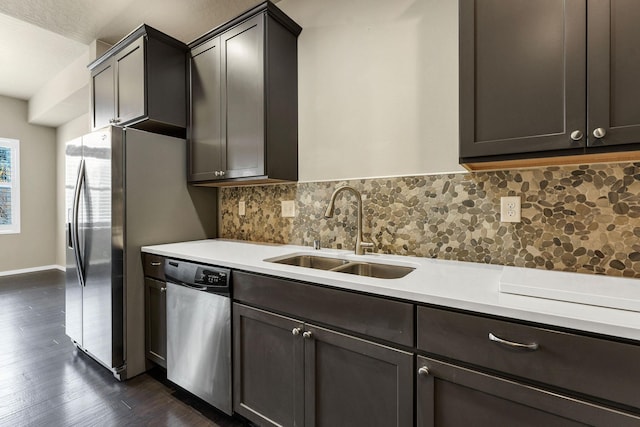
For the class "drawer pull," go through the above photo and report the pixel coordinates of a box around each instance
[150,261,162,266]
[489,333,539,351]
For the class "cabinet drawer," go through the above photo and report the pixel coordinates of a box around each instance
[142,253,165,281]
[233,271,414,346]
[417,356,640,427]
[417,306,640,410]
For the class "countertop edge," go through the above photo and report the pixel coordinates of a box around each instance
[142,240,640,343]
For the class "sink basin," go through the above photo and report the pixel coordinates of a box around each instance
[331,262,414,279]
[267,254,415,279]
[271,255,349,270]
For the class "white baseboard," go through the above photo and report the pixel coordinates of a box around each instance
[0,265,65,277]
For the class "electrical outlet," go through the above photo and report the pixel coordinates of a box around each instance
[500,196,521,222]
[281,200,295,218]
[239,201,246,216]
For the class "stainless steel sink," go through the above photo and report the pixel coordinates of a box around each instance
[268,254,415,279]
[272,255,349,270]
[331,262,414,279]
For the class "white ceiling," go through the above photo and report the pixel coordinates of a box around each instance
[0,0,263,103]
[0,13,87,100]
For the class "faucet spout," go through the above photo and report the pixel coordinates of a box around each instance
[324,185,374,255]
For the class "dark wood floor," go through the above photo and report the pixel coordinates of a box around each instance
[0,270,250,427]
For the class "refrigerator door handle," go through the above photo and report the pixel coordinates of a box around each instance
[72,159,86,287]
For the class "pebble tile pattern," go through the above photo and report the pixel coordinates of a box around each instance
[220,163,640,278]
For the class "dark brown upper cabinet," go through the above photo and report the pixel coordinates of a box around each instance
[188,1,301,186]
[88,25,188,138]
[459,0,640,170]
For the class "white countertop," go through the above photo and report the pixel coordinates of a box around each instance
[142,239,640,342]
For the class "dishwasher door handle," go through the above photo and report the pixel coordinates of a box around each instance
[166,280,208,291]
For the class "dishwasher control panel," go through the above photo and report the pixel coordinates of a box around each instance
[165,259,231,295]
[195,267,228,286]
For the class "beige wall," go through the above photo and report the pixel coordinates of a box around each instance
[55,113,91,267]
[0,95,57,273]
[278,0,464,181]
[49,0,462,266]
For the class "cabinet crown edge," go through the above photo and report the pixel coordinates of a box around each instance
[188,0,302,49]
[88,24,187,71]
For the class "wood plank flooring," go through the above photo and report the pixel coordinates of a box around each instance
[0,270,250,427]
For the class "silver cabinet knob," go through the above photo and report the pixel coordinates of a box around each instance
[214,171,220,177]
[160,287,166,293]
[418,367,430,376]
[593,128,606,138]
[570,130,583,141]
[302,331,313,339]
[220,171,226,176]
[292,328,301,336]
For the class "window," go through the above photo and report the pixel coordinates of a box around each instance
[0,138,20,234]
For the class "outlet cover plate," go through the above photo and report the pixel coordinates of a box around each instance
[239,201,246,216]
[500,196,521,222]
[281,200,295,218]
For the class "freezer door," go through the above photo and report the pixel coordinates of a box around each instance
[81,128,124,369]
[65,137,83,345]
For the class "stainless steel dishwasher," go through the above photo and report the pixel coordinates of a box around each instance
[164,258,232,415]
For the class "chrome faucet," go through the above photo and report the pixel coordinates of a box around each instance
[324,185,374,255]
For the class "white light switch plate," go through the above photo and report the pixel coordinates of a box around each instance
[239,201,246,216]
[281,200,295,218]
[500,196,521,222]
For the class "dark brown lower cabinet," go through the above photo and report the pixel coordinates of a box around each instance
[144,278,166,368]
[233,303,413,427]
[233,303,304,426]
[416,356,640,427]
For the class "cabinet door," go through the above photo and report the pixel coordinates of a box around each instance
[189,37,224,181]
[233,303,304,427]
[91,61,114,130]
[221,14,265,179]
[144,278,166,368]
[115,37,146,125]
[588,0,640,147]
[304,324,413,427]
[417,356,640,427]
[459,0,587,160]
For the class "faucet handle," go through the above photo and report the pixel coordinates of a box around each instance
[360,241,375,254]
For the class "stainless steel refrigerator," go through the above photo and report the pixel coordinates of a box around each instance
[65,126,217,380]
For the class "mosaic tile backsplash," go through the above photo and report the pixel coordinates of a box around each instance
[220,162,640,278]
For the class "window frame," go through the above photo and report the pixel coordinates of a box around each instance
[0,138,20,235]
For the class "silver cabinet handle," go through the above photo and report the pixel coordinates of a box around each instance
[160,287,166,293]
[593,128,606,138]
[418,367,430,376]
[150,261,161,266]
[292,328,302,336]
[489,333,539,351]
[302,331,313,339]
[570,130,583,141]
[221,171,226,176]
